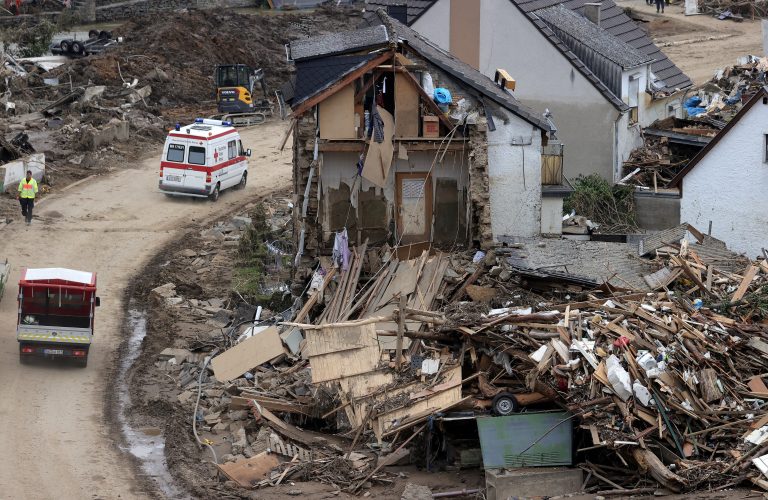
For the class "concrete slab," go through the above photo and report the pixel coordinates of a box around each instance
[485,467,583,500]
[0,153,45,193]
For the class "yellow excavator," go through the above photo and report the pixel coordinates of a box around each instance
[211,64,275,127]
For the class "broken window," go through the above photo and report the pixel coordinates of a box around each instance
[166,143,185,162]
[188,146,206,165]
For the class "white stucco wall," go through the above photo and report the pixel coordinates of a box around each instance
[414,0,679,182]
[475,0,621,182]
[541,196,563,236]
[680,99,768,258]
[411,0,450,49]
[487,112,542,239]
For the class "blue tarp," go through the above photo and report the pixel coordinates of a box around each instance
[433,88,452,105]
[684,96,705,117]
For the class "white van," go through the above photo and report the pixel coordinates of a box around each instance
[159,118,251,201]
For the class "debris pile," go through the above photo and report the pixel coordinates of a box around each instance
[142,211,768,496]
[620,117,720,189]
[684,55,768,121]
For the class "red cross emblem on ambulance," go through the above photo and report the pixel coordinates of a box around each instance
[213,150,219,162]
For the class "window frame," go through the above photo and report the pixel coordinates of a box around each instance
[227,140,237,160]
[166,143,186,163]
[188,146,207,166]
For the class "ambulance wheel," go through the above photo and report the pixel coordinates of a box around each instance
[491,392,519,416]
[209,184,220,202]
[237,172,247,189]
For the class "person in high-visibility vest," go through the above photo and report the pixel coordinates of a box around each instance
[17,170,38,226]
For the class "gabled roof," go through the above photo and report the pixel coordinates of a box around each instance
[668,87,768,188]
[513,0,691,94]
[290,54,378,106]
[536,5,651,70]
[290,11,552,131]
[368,0,692,95]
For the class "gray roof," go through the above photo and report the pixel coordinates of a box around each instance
[295,10,551,132]
[513,0,692,94]
[500,236,656,291]
[373,0,692,96]
[364,0,436,25]
[536,5,651,70]
[288,25,389,61]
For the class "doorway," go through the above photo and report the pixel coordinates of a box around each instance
[396,172,432,244]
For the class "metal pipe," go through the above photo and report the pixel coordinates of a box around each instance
[432,488,481,498]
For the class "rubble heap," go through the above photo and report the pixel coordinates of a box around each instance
[150,214,768,495]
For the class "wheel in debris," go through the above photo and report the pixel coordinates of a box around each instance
[99,31,112,40]
[209,184,220,202]
[60,40,71,54]
[491,392,519,416]
[88,29,99,39]
[237,172,247,190]
[71,41,84,55]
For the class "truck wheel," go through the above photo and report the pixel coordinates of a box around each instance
[71,41,84,55]
[88,29,99,39]
[19,353,29,365]
[209,184,220,202]
[491,392,519,416]
[75,356,88,368]
[237,172,247,189]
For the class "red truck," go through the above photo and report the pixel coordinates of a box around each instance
[16,268,100,367]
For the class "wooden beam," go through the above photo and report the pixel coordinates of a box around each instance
[396,64,454,131]
[292,51,393,118]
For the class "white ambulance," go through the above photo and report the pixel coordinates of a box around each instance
[159,118,251,201]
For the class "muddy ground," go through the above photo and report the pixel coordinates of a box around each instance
[1,5,362,220]
[618,0,764,85]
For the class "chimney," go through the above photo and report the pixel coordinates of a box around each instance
[584,3,602,26]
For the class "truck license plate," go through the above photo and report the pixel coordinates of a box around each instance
[166,175,182,182]
[44,349,63,355]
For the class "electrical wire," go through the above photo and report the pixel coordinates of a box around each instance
[193,347,220,465]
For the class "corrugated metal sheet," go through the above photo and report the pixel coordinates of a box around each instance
[477,412,573,468]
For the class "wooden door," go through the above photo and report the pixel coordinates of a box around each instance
[396,173,432,244]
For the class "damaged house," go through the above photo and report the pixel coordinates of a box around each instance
[284,11,558,259]
[366,0,693,183]
[667,87,768,259]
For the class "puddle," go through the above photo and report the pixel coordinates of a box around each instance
[118,307,187,499]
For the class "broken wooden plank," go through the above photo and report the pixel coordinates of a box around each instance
[217,452,280,488]
[211,326,284,382]
[731,264,759,303]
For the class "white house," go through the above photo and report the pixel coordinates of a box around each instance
[285,12,558,256]
[668,88,768,259]
[366,0,693,184]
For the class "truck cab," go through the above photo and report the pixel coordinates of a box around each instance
[158,118,251,201]
[16,268,99,367]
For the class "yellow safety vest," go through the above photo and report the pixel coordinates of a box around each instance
[18,178,38,199]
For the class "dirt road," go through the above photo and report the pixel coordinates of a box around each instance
[616,0,763,85]
[0,121,291,499]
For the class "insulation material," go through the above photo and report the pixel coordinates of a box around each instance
[319,84,356,139]
[362,108,395,187]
